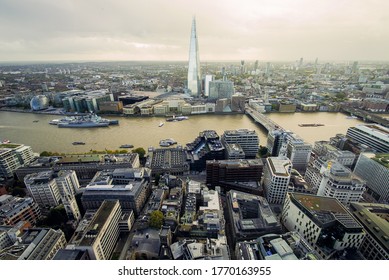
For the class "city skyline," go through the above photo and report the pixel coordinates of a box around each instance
[1,0,389,62]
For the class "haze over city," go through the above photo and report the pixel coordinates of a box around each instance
[1,0,389,62]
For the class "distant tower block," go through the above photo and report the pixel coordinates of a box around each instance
[187,17,202,97]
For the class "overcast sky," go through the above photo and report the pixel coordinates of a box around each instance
[0,0,388,62]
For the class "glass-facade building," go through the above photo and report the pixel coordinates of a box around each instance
[187,17,201,97]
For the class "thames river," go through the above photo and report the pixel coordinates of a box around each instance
[0,111,364,153]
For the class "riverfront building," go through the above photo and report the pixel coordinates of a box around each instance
[16,153,140,184]
[221,129,259,159]
[353,153,389,203]
[350,202,389,260]
[146,147,189,176]
[62,89,114,113]
[263,157,292,204]
[208,80,235,100]
[282,193,365,259]
[186,130,225,172]
[187,17,201,97]
[0,143,35,179]
[346,124,389,153]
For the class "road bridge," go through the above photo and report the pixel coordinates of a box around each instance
[245,105,284,132]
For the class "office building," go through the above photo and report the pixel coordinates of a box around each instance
[0,143,35,179]
[24,170,81,218]
[346,124,389,153]
[204,75,213,97]
[81,168,151,216]
[353,153,389,203]
[263,157,292,204]
[62,89,114,113]
[226,190,281,245]
[231,94,246,112]
[317,161,365,206]
[146,147,189,176]
[206,159,263,194]
[16,153,140,184]
[67,200,122,260]
[224,143,245,159]
[313,141,356,168]
[0,228,66,260]
[208,80,235,100]
[186,130,225,172]
[350,203,389,260]
[287,138,312,174]
[24,171,62,209]
[187,17,201,97]
[222,129,259,158]
[282,193,365,259]
[267,130,289,157]
[0,195,41,226]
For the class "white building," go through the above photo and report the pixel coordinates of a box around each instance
[24,170,81,219]
[346,124,389,153]
[263,157,292,204]
[282,193,366,259]
[317,161,365,206]
[0,143,35,178]
[68,200,122,260]
[204,75,214,97]
[222,129,259,158]
[24,171,62,209]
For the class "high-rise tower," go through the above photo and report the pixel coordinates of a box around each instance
[187,17,201,97]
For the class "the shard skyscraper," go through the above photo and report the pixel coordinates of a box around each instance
[187,17,201,97]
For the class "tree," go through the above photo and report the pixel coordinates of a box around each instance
[40,151,51,156]
[258,146,269,158]
[149,210,164,229]
[132,147,146,159]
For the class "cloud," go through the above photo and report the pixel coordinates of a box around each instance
[0,0,388,61]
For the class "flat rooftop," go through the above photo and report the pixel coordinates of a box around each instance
[79,200,118,247]
[291,193,362,228]
[57,154,103,164]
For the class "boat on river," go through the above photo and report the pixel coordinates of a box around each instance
[166,115,189,122]
[52,113,119,128]
[120,144,134,149]
[159,138,177,147]
[298,123,324,127]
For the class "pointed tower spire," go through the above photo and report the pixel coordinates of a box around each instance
[187,17,201,97]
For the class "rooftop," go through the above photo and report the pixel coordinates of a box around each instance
[372,153,389,168]
[291,193,362,229]
[79,200,119,247]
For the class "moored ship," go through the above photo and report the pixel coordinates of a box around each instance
[53,113,119,128]
[166,115,189,122]
[159,138,177,147]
